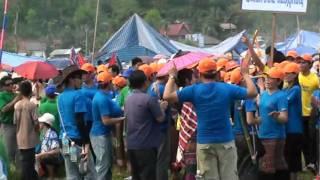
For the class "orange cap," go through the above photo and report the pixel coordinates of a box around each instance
[286,50,298,58]
[149,62,158,73]
[97,64,108,74]
[81,63,95,73]
[96,71,113,83]
[264,67,284,80]
[230,68,242,85]
[302,54,313,62]
[283,62,300,74]
[197,58,217,73]
[138,64,154,78]
[277,61,290,69]
[112,76,127,88]
[216,58,229,70]
[225,61,239,72]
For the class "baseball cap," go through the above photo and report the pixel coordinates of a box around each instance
[216,58,229,70]
[197,58,217,73]
[81,63,95,73]
[138,64,154,78]
[38,113,55,126]
[45,85,57,96]
[0,76,13,86]
[283,62,300,74]
[225,61,239,72]
[286,50,298,58]
[0,71,9,80]
[230,68,242,85]
[97,64,108,74]
[97,71,113,84]
[302,54,313,62]
[112,76,127,88]
[275,61,290,69]
[264,67,284,80]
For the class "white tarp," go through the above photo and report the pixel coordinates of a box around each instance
[241,0,308,13]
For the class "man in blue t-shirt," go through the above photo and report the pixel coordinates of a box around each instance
[163,58,257,180]
[56,65,96,179]
[90,71,124,180]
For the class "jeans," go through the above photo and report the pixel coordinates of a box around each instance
[63,145,96,180]
[156,131,170,180]
[19,148,38,180]
[197,141,239,180]
[90,135,113,180]
[128,148,158,180]
[0,124,17,163]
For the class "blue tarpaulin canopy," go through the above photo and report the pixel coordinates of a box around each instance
[95,14,178,63]
[46,58,72,70]
[205,30,247,55]
[1,51,44,66]
[170,30,248,56]
[276,30,320,55]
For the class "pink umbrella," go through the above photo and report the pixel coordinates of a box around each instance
[14,61,59,80]
[157,52,213,76]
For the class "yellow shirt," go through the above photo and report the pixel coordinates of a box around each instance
[298,72,319,116]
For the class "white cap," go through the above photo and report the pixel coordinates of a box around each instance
[38,113,55,126]
[11,72,21,79]
[0,71,9,80]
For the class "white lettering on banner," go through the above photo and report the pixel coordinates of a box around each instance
[242,0,307,13]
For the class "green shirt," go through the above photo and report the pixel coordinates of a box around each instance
[117,86,131,107]
[0,91,15,124]
[39,98,60,133]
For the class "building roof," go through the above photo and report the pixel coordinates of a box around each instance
[160,23,191,37]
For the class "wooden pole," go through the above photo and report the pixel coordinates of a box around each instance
[92,0,100,63]
[269,13,276,67]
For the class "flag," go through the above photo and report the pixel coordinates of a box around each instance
[69,47,78,66]
[77,53,87,67]
[0,0,9,64]
[108,53,117,66]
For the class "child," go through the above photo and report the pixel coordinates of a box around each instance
[36,113,60,180]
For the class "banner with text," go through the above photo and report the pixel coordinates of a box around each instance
[241,0,308,13]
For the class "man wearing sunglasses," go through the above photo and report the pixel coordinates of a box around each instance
[0,76,21,164]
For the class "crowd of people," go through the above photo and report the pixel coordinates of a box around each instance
[0,35,320,180]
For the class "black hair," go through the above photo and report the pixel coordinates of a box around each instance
[97,60,103,66]
[129,70,146,89]
[19,81,32,97]
[177,69,193,87]
[201,71,217,80]
[131,57,143,66]
[98,82,110,89]
[109,65,120,75]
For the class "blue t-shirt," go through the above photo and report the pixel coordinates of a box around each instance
[232,99,257,135]
[148,82,171,132]
[177,82,247,144]
[258,90,288,139]
[91,90,123,136]
[58,88,87,139]
[81,84,98,100]
[312,90,320,127]
[284,85,303,134]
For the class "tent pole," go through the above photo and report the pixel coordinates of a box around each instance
[92,0,100,63]
[269,13,276,67]
[296,15,301,46]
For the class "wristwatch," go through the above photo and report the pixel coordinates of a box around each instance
[169,75,176,80]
